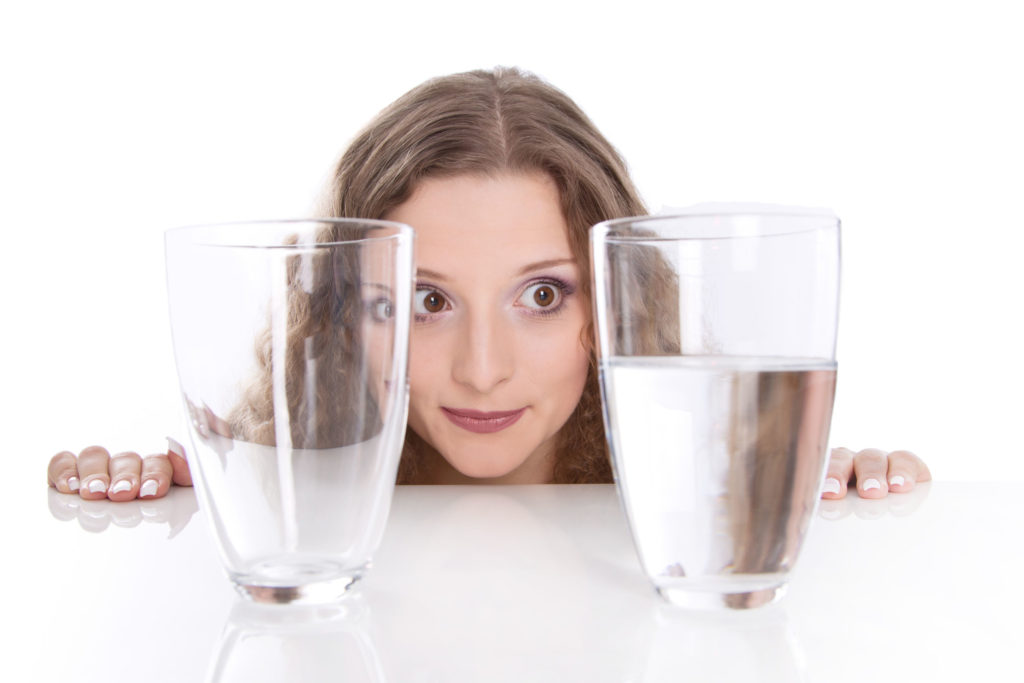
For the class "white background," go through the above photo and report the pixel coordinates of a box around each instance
[2,0,1021,483]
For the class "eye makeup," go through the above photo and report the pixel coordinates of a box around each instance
[413,283,453,323]
[515,276,576,318]
[411,271,579,323]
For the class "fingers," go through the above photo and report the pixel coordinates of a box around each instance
[140,453,174,499]
[885,449,932,493]
[821,447,932,499]
[106,451,180,501]
[48,440,193,501]
[167,437,193,487]
[48,451,81,493]
[852,448,890,499]
[821,447,854,499]
[77,445,112,500]
[107,452,143,501]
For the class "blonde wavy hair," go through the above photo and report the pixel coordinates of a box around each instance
[233,67,675,484]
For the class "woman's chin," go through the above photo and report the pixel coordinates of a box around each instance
[440,446,552,484]
[412,427,556,484]
[448,458,527,482]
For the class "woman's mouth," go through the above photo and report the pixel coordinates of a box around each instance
[441,407,526,434]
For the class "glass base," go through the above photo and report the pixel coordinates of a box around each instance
[657,582,787,610]
[233,574,360,605]
[231,560,363,605]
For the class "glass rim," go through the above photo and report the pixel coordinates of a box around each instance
[591,212,840,242]
[165,217,414,249]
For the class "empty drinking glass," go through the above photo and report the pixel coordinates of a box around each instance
[166,219,413,604]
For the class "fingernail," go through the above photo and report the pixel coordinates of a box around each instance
[87,479,108,494]
[822,477,841,494]
[862,478,881,491]
[139,479,158,498]
[67,477,80,492]
[889,475,906,487]
[110,480,132,494]
[167,437,184,457]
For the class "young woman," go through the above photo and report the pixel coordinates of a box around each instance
[46,67,930,500]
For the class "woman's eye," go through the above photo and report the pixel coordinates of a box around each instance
[414,288,448,315]
[519,282,562,311]
[367,298,394,322]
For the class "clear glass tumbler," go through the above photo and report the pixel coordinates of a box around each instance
[165,219,413,604]
[591,212,840,609]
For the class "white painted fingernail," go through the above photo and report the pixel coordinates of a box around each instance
[67,477,80,492]
[87,479,108,494]
[139,479,159,497]
[889,475,905,487]
[862,478,881,491]
[167,437,184,457]
[110,480,132,494]
[822,477,841,494]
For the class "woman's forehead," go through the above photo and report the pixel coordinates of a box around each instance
[388,172,576,278]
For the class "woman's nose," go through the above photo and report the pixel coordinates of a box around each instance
[451,310,514,393]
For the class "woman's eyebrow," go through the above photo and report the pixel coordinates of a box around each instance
[416,258,576,283]
[416,268,447,282]
[516,258,576,276]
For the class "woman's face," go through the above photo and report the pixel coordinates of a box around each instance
[385,172,590,483]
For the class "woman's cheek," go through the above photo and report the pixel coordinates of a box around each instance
[406,329,442,420]
[525,316,589,393]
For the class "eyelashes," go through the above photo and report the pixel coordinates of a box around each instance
[516,278,574,316]
[413,287,451,319]
[413,277,575,323]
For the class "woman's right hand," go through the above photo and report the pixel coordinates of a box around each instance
[47,438,193,501]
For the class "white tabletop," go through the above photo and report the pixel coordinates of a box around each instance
[10,482,1022,682]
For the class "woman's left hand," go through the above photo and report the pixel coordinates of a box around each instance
[821,448,931,499]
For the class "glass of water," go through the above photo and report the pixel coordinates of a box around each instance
[165,219,413,604]
[591,212,840,609]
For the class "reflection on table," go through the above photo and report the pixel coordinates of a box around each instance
[26,482,1022,682]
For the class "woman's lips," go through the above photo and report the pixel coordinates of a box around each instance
[441,407,526,434]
